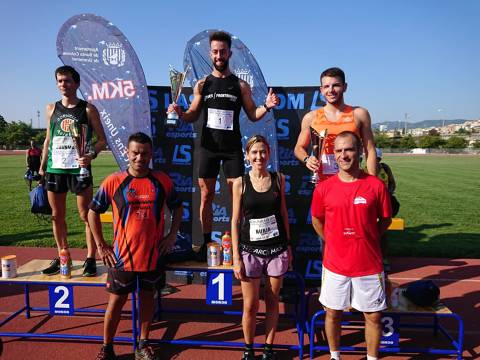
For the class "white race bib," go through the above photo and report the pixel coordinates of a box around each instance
[321,154,339,175]
[207,108,234,130]
[51,136,78,169]
[249,215,279,242]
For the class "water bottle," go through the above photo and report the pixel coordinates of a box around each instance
[60,248,72,279]
[221,231,233,266]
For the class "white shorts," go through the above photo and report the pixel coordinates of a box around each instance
[319,267,387,312]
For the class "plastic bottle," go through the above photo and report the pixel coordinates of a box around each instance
[221,231,233,266]
[60,248,72,279]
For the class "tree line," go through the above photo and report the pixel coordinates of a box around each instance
[374,129,480,149]
[0,115,45,149]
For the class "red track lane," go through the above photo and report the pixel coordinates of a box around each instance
[1,247,479,359]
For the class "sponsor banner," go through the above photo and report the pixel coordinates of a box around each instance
[57,14,151,170]
[149,85,324,283]
[150,86,195,245]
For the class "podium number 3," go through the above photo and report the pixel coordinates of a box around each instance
[382,316,394,337]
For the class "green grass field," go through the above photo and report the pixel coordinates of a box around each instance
[0,153,479,258]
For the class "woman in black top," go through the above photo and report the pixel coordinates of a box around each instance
[231,135,291,360]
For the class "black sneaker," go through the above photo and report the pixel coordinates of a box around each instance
[135,344,158,360]
[83,257,97,277]
[95,345,117,360]
[242,350,255,360]
[194,243,208,262]
[41,257,60,275]
[262,351,275,360]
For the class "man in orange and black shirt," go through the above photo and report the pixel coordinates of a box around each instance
[294,67,377,180]
[88,132,182,360]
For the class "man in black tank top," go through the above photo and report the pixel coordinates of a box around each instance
[39,66,106,277]
[167,31,280,254]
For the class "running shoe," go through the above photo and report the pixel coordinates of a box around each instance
[242,350,255,360]
[194,243,208,262]
[135,344,159,360]
[262,351,275,360]
[95,345,117,360]
[83,257,97,277]
[41,257,60,275]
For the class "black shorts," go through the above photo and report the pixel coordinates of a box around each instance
[198,147,244,179]
[106,268,165,295]
[45,172,93,194]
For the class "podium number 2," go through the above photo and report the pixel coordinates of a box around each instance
[212,273,225,300]
[54,286,70,309]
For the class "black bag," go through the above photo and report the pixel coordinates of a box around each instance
[29,184,52,215]
[390,194,400,217]
[404,280,440,307]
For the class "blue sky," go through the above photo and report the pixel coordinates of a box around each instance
[1,0,479,127]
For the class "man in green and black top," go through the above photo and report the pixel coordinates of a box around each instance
[39,65,106,277]
[167,31,280,258]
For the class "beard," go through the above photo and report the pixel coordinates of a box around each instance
[213,58,229,73]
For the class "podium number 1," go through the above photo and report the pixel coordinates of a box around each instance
[212,273,225,300]
[206,271,232,305]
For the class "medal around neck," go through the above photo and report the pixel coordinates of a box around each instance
[166,65,189,127]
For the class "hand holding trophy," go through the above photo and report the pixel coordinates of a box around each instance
[166,65,189,127]
[69,122,90,179]
[309,127,328,184]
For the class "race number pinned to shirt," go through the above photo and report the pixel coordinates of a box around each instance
[321,154,338,175]
[206,271,232,305]
[51,136,78,169]
[49,285,74,315]
[207,108,234,130]
[249,215,279,241]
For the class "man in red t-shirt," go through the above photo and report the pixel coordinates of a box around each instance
[88,132,182,360]
[311,131,391,360]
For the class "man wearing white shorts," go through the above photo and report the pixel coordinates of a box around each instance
[311,131,392,360]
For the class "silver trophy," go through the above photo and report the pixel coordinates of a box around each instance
[166,65,189,127]
[309,127,328,184]
[69,123,90,179]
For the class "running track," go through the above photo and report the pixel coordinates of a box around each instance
[1,246,479,359]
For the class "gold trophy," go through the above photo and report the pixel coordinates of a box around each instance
[69,123,89,179]
[309,127,328,184]
[166,65,189,127]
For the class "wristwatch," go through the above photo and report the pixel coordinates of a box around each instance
[303,155,310,164]
[263,103,271,112]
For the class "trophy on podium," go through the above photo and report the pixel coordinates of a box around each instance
[69,122,90,179]
[166,65,189,127]
[309,127,328,184]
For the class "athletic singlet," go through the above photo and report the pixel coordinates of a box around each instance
[311,106,360,179]
[47,100,92,175]
[200,74,242,152]
[240,172,287,257]
[90,170,181,272]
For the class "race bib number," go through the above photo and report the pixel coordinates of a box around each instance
[51,136,78,169]
[249,215,279,241]
[207,108,234,130]
[321,154,338,175]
